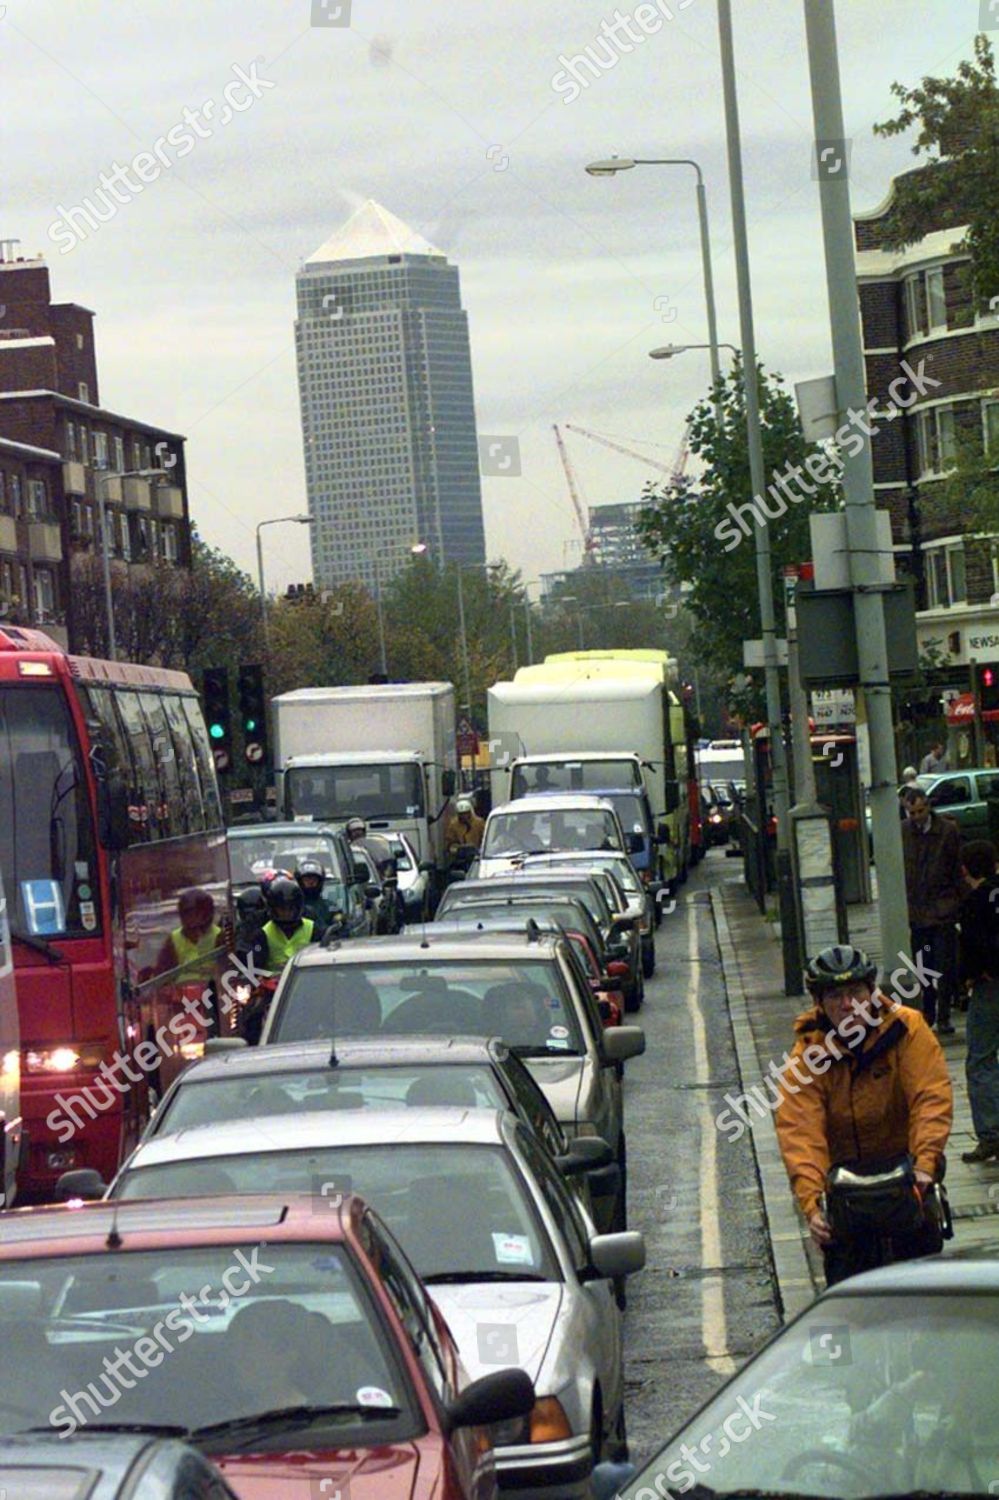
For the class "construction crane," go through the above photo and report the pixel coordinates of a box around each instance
[564,423,675,478]
[552,424,594,555]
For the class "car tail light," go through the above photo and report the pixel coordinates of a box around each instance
[607,960,629,978]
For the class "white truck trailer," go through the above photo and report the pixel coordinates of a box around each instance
[272,682,457,868]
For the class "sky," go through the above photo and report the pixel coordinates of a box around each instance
[0,0,986,595]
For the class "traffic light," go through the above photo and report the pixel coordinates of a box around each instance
[981,664,999,716]
[237,664,266,765]
[202,668,231,772]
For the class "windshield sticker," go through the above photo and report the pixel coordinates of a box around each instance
[74,861,89,881]
[545,996,561,1009]
[357,1385,395,1408]
[547,1035,571,1050]
[549,1024,569,1039]
[21,880,64,936]
[406,805,420,816]
[492,1232,534,1265]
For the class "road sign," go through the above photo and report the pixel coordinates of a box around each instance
[212,747,231,772]
[245,742,265,764]
[229,788,255,805]
[456,716,478,758]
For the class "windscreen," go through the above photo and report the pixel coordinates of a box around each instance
[439,879,612,929]
[621,1295,999,1499]
[697,753,746,785]
[157,1062,506,1132]
[0,684,99,938]
[118,1144,559,1283]
[286,763,424,822]
[0,1243,415,1446]
[271,958,584,1056]
[228,830,347,910]
[511,758,642,796]
[482,807,622,857]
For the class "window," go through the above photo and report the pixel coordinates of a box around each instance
[118,510,131,560]
[94,431,108,469]
[114,688,161,841]
[930,776,971,806]
[925,266,947,332]
[32,569,55,620]
[517,1125,590,1269]
[0,474,6,515]
[162,524,177,562]
[8,476,21,518]
[65,420,77,460]
[112,434,124,472]
[139,692,184,837]
[181,697,224,829]
[985,399,999,456]
[162,691,205,833]
[26,479,47,518]
[79,424,88,463]
[925,542,967,608]
[915,406,957,477]
[78,381,89,403]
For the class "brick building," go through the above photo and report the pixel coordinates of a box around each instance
[0,244,192,649]
[854,169,999,754]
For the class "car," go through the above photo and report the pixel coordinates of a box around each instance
[700,781,735,848]
[613,1254,999,1499]
[0,1432,242,1498]
[438,875,644,1011]
[475,796,629,879]
[0,1193,531,1499]
[226,821,376,939]
[346,838,403,933]
[515,851,656,976]
[258,930,644,1226]
[105,1109,645,1498]
[122,1035,617,1211]
[386,830,434,922]
[908,766,999,841]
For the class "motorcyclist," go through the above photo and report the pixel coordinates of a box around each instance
[445,796,484,856]
[775,943,953,1285]
[250,874,324,977]
[296,858,334,932]
[345,816,367,845]
[234,886,267,959]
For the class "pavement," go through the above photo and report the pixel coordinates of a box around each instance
[714,872,999,1319]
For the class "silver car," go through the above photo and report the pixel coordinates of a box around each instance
[106,1107,645,1500]
[475,796,628,880]
[258,931,646,1228]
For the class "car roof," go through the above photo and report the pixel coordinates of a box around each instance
[454,872,601,891]
[514,752,640,763]
[226,821,343,840]
[432,913,567,939]
[127,1108,512,1169]
[488,795,617,815]
[823,1250,999,1294]
[293,929,562,965]
[0,1194,333,1252]
[173,1035,508,1082]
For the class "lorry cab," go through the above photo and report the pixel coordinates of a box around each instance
[0,863,22,1207]
[281,750,443,864]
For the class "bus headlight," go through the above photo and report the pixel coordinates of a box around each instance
[23,1045,83,1074]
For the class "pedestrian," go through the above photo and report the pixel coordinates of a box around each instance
[920,741,948,775]
[902,787,963,1035]
[775,945,952,1286]
[901,765,919,787]
[958,839,999,1162]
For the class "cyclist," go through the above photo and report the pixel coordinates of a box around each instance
[775,943,953,1285]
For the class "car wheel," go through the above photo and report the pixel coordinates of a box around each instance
[641,940,655,980]
[611,1401,628,1462]
[590,1395,604,1467]
[624,969,643,1013]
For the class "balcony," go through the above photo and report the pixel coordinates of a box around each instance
[0,515,15,553]
[155,484,184,521]
[28,522,63,563]
[122,476,151,511]
[98,474,122,503]
[62,461,86,495]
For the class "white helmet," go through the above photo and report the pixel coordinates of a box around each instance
[455,797,473,815]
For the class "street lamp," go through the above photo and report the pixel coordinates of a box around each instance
[95,467,167,662]
[374,541,428,677]
[585,155,722,396]
[256,514,312,647]
[649,342,739,361]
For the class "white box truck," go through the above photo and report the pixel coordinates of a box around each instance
[272,682,457,868]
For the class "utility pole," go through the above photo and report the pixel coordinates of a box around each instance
[802,0,909,978]
[717,0,801,992]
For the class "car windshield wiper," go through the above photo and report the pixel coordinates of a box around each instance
[190,1402,401,1446]
[23,1420,190,1436]
[511,1044,582,1058]
[424,1269,549,1284]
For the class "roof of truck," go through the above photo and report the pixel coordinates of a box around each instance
[273,682,452,702]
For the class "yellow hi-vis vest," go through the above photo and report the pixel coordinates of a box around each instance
[170,923,222,981]
[262,917,316,973]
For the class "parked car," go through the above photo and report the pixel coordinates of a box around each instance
[911,766,999,841]
[386,830,434,922]
[226,821,376,939]
[475,796,630,879]
[0,1433,242,1499]
[105,1109,644,1496]
[0,1193,530,1499]
[257,930,644,1227]
[614,1256,999,1498]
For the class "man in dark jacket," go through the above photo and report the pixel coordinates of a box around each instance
[902,788,963,1034]
[959,840,999,1161]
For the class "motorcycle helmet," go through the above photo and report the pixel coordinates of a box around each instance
[805,944,877,998]
[455,797,474,815]
[345,817,367,841]
[296,858,325,895]
[266,874,304,925]
[236,886,267,920]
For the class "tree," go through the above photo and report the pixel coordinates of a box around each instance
[636,360,841,681]
[933,418,999,535]
[874,35,999,307]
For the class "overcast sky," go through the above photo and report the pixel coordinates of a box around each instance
[0,0,984,594]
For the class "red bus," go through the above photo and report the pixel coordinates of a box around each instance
[0,625,231,1201]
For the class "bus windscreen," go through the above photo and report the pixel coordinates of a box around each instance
[0,685,99,938]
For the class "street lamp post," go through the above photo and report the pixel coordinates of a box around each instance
[96,467,166,662]
[455,564,473,714]
[256,514,312,647]
[716,0,800,992]
[649,342,739,362]
[586,156,722,398]
[373,541,428,678]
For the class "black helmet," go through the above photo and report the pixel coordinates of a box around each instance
[236,886,267,918]
[267,874,304,922]
[805,944,877,997]
[296,858,324,889]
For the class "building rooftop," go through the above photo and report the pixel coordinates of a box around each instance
[305,198,445,265]
[0,387,184,441]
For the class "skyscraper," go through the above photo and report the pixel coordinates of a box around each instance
[295,200,486,591]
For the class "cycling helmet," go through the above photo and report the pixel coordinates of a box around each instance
[805,944,877,997]
[296,858,325,891]
[266,874,304,922]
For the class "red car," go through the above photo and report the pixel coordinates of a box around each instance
[0,1194,533,1499]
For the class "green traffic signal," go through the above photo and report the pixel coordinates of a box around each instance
[209,723,224,740]
[245,718,257,733]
